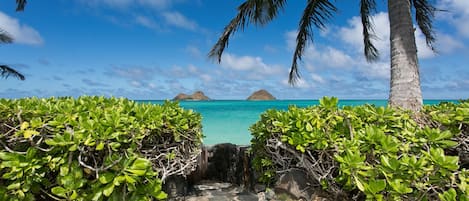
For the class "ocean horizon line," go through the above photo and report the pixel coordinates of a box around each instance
[135,98,460,101]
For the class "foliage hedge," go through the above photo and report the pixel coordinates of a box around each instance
[0,96,203,201]
[250,97,469,200]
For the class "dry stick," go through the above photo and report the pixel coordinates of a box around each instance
[266,138,343,194]
[346,117,354,140]
[0,140,26,154]
[40,188,62,201]
[16,109,23,123]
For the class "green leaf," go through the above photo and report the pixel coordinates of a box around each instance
[439,140,458,148]
[438,188,457,201]
[130,158,150,170]
[354,176,365,192]
[99,172,115,184]
[45,139,57,146]
[103,183,115,197]
[109,142,121,150]
[7,182,21,190]
[20,122,29,130]
[70,190,78,200]
[96,142,105,151]
[23,130,39,138]
[368,179,386,194]
[125,175,137,184]
[381,155,400,171]
[305,122,313,132]
[91,191,103,201]
[68,144,78,152]
[51,186,67,198]
[388,179,412,194]
[60,166,69,176]
[126,169,146,176]
[154,191,167,200]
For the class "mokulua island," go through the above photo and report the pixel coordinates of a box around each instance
[247,89,276,100]
[173,91,210,101]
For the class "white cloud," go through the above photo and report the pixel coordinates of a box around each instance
[414,29,436,59]
[339,12,434,59]
[148,83,157,89]
[130,80,142,87]
[137,0,172,10]
[220,53,285,80]
[339,12,389,58]
[134,15,159,30]
[434,32,464,53]
[438,0,469,38]
[281,78,311,89]
[200,74,212,82]
[263,45,278,53]
[167,64,213,84]
[0,12,43,45]
[286,31,354,69]
[221,53,268,71]
[107,66,157,81]
[321,47,355,68]
[162,11,198,31]
[185,45,202,58]
[81,0,172,10]
[311,73,325,84]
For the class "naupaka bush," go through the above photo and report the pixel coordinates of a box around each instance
[250,97,469,200]
[0,96,203,200]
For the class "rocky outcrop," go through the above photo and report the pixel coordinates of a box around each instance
[247,89,276,100]
[164,143,334,201]
[173,91,210,101]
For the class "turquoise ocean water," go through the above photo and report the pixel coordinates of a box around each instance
[138,100,455,145]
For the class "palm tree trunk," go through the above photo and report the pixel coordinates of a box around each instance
[388,0,423,111]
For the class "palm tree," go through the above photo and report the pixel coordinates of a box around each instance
[0,0,27,81]
[209,0,436,112]
[0,30,25,81]
[0,65,25,80]
[16,0,27,11]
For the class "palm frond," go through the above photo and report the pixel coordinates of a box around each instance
[411,0,436,50]
[16,0,27,11]
[0,65,25,80]
[360,0,379,62]
[208,0,286,63]
[0,29,13,44]
[289,0,336,85]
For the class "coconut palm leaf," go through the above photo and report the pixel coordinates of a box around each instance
[289,0,336,84]
[360,0,379,62]
[16,0,27,11]
[411,0,436,50]
[0,29,13,44]
[208,0,286,63]
[0,65,25,80]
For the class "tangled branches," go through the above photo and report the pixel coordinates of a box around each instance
[0,97,203,200]
[264,136,343,194]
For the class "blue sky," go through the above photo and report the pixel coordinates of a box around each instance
[0,0,468,100]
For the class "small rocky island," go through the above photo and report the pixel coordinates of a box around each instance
[173,91,210,101]
[247,89,276,100]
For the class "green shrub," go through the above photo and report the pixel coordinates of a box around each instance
[250,97,469,200]
[0,96,203,200]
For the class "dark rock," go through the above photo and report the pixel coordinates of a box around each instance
[274,169,317,201]
[163,175,188,198]
[254,184,266,193]
[188,143,256,189]
[247,89,276,100]
[205,143,240,183]
[179,181,259,201]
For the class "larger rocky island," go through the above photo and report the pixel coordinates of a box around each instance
[247,89,276,100]
[173,91,210,101]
